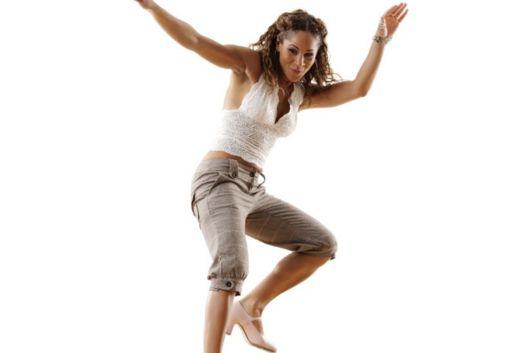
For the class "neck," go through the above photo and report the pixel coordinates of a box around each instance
[278,72,293,91]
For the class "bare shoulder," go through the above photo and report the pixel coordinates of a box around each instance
[224,45,262,82]
[221,48,263,110]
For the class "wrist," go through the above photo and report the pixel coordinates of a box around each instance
[373,34,391,45]
[147,2,161,14]
[374,17,392,45]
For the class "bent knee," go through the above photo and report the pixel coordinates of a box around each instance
[321,232,338,259]
[301,231,338,259]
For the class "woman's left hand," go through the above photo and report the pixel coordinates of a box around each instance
[377,2,409,38]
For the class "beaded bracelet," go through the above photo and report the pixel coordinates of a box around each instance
[373,34,392,45]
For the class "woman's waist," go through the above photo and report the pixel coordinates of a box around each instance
[202,150,263,174]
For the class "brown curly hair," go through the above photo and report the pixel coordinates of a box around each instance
[249,9,343,101]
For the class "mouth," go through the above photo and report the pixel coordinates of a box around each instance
[290,68,302,75]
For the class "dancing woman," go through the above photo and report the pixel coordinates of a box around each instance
[134,1,408,352]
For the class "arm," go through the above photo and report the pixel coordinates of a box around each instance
[298,41,382,111]
[137,1,248,74]
[300,3,408,111]
[146,3,200,49]
[353,39,385,94]
[354,3,408,94]
[299,40,383,111]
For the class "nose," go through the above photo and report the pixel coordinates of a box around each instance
[295,55,305,68]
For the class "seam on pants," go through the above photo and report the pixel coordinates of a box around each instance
[205,159,241,218]
[255,212,271,238]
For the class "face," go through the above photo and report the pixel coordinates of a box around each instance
[276,30,320,83]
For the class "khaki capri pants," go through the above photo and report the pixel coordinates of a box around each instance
[189,158,337,296]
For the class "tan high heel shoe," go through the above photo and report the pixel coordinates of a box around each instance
[225,301,277,352]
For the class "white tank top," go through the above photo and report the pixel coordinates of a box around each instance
[210,72,306,170]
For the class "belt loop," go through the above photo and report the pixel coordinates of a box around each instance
[229,159,238,178]
[257,171,266,188]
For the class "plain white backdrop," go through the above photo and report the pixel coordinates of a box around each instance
[1,0,529,352]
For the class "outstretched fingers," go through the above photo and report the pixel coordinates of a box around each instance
[388,3,408,18]
[397,8,409,22]
[384,4,399,17]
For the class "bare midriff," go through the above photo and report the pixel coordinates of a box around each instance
[202,150,263,174]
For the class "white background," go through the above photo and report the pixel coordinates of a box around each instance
[1,1,529,352]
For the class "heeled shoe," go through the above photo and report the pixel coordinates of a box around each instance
[225,300,277,352]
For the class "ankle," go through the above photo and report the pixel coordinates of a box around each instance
[239,296,265,316]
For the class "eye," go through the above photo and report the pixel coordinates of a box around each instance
[288,48,297,54]
[305,53,314,58]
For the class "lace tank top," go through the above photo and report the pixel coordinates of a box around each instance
[210,72,305,170]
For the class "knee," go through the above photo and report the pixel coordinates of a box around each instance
[298,230,338,259]
[319,231,338,259]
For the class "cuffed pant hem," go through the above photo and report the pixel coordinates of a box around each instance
[209,277,244,296]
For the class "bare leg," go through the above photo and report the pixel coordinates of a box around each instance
[239,252,331,333]
[204,289,235,353]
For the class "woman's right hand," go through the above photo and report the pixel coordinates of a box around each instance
[134,0,157,10]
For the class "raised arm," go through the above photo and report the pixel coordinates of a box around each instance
[135,0,248,74]
[299,3,408,111]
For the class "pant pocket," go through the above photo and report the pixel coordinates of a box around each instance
[190,162,243,219]
[190,171,226,218]
[191,195,208,228]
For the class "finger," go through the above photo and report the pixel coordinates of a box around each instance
[398,3,408,15]
[391,3,406,17]
[393,3,407,16]
[397,8,408,22]
[384,5,399,17]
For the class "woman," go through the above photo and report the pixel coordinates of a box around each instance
[134,1,408,352]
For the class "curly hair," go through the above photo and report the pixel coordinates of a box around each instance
[249,9,343,102]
